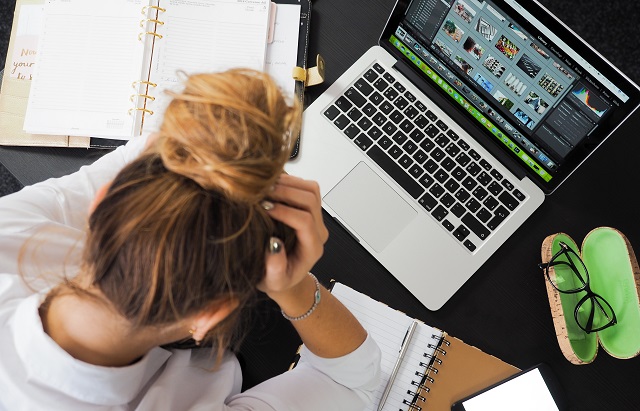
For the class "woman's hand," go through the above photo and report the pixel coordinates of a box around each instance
[257,174,328,302]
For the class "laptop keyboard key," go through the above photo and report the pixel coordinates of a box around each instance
[415,114,429,129]
[344,124,360,139]
[388,145,403,159]
[477,171,492,186]
[501,179,515,191]
[432,205,449,221]
[384,87,399,101]
[358,117,373,131]
[431,147,445,162]
[364,68,378,82]
[483,195,498,210]
[347,108,363,121]
[369,92,384,105]
[462,213,490,240]
[379,136,392,150]
[334,115,349,130]
[367,126,382,140]
[487,181,503,196]
[498,191,519,211]
[399,154,413,169]
[455,152,471,167]
[465,198,481,213]
[372,63,384,74]
[324,105,340,120]
[367,145,425,199]
[394,96,409,110]
[409,164,424,179]
[436,119,448,131]
[440,157,456,171]
[345,87,366,107]
[418,174,435,188]
[362,103,377,117]
[413,149,428,164]
[479,159,492,171]
[373,78,388,91]
[419,193,437,211]
[409,129,425,143]
[404,105,418,119]
[477,208,492,223]
[454,188,471,202]
[457,139,470,151]
[420,138,435,153]
[425,110,438,122]
[513,189,526,201]
[446,129,459,140]
[453,225,470,241]
[354,134,373,150]
[429,183,445,198]
[451,202,466,218]
[335,96,352,112]
[487,205,510,230]
[443,219,455,232]
[490,169,503,181]
[441,193,455,207]
[354,78,374,96]
[463,240,476,252]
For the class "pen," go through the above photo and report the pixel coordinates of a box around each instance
[377,320,418,411]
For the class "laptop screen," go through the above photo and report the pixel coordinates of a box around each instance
[380,0,640,193]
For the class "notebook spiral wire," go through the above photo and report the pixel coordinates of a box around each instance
[404,333,450,410]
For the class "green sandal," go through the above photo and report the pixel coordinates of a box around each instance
[540,227,640,365]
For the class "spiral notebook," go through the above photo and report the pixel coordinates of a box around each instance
[329,283,520,410]
[21,0,272,139]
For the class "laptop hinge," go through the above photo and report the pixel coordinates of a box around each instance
[392,60,528,181]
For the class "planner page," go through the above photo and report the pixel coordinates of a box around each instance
[24,0,152,139]
[142,0,272,132]
[332,283,444,411]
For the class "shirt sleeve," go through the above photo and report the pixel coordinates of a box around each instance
[225,334,381,411]
[0,137,148,290]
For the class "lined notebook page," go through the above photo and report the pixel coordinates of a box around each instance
[142,0,271,132]
[24,0,149,138]
[332,283,444,411]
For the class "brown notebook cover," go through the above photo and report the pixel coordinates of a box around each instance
[323,282,520,411]
[413,333,519,410]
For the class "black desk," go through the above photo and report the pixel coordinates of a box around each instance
[2,1,640,409]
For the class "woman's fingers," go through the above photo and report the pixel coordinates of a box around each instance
[268,175,327,243]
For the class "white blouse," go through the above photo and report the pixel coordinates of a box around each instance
[0,137,381,410]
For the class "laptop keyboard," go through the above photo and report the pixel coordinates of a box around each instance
[322,62,527,252]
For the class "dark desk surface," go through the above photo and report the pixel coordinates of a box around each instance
[2,0,640,409]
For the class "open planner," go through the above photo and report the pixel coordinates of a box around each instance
[329,283,520,410]
[22,0,272,139]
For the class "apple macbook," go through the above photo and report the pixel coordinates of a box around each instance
[286,0,640,310]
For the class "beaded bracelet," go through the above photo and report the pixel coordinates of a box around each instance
[281,273,322,321]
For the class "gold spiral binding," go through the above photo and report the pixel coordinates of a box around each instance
[138,31,163,42]
[132,80,158,89]
[139,18,165,27]
[128,107,154,116]
[411,380,430,392]
[423,352,443,364]
[407,389,426,402]
[402,399,422,410]
[130,94,156,102]
[141,5,166,14]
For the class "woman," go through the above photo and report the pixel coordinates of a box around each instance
[0,69,381,410]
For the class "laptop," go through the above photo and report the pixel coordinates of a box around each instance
[286,0,640,310]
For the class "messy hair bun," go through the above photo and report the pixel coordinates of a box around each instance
[155,69,301,203]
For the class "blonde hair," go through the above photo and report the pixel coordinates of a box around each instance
[80,69,300,357]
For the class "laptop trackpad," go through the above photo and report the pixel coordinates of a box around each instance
[324,162,417,253]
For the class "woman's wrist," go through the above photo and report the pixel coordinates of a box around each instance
[268,273,321,320]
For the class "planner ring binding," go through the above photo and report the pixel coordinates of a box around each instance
[130,4,166,124]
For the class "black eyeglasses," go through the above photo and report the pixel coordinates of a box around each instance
[538,241,617,334]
